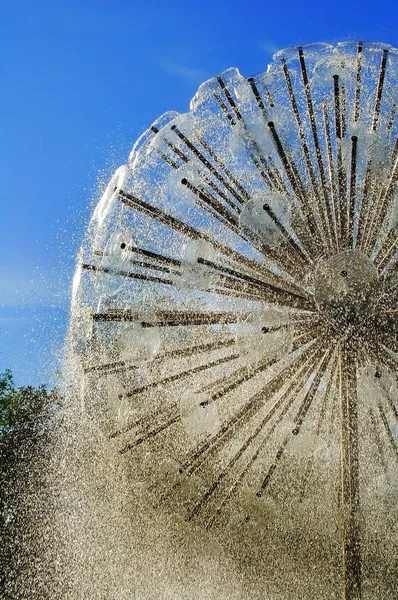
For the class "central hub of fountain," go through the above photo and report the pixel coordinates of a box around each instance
[314,250,378,336]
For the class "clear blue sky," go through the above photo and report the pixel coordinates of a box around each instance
[1,0,397,386]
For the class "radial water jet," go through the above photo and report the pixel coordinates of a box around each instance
[67,41,398,599]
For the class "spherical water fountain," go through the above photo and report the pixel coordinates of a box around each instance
[69,41,398,599]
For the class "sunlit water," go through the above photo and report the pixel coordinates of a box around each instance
[6,41,398,600]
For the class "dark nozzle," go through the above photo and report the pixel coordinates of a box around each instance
[341,270,348,277]
[181,178,188,185]
[120,243,126,249]
[375,371,382,378]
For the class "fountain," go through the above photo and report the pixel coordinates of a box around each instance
[67,41,398,599]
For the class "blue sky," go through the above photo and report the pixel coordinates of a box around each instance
[1,0,398,386]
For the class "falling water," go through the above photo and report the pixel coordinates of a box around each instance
[7,41,398,600]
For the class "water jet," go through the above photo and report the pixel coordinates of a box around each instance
[67,41,398,599]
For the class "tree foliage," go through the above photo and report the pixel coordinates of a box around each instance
[0,369,58,437]
[0,369,60,598]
